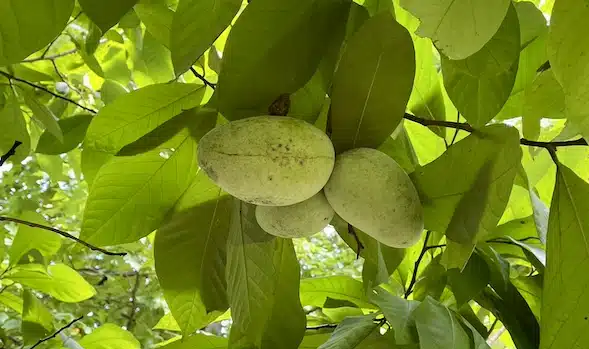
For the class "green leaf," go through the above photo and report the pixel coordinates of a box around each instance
[227,201,306,349]
[330,11,415,153]
[377,124,420,174]
[78,0,139,33]
[100,80,129,105]
[512,275,542,321]
[0,292,23,314]
[441,241,475,271]
[35,114,93,155]
[368,287,419,344]
[134,3,174,48]
[447,252,489,307]
[81,125,202,245]
[134,32,175,84]
[547,0,589,141]
[440,4,520,127]
[300,276,374,309]
[0,93,30,163]
[170,0,241,75]
[217,0,350,120]
[157,334,228,349]
[515,1,548,48]
[540,163,589,349]
[318,315,394,349]
[78,323,140,349]
[85,83,206,154]
[23,91,63,142]
[458,316,491,349]
[155,172,231,336]
[153,313,181,332]
[411,125,522,239]
[299,333,332,349]
[523,70,566,123]
[8,264,96,303]
[398,0,510,60]
[413,297,470,349]
[9,211,62,265]
[412,257,447,302]
[0,0,74,65]
[22,290,53,345]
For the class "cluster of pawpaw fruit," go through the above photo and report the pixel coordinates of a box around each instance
[197,115,424,248]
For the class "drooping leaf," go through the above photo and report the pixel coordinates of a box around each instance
[170,0,241,75]
[216,0,350,120]
[8,264,96,303]
[134,3,174,48]
[35,114,93,155]
[413,297,470,349]
[330,11,415,153]
[398,0,510,60]
[547,0,589,141]
[300,275,374,309]
[540,163,589,349]
[318,315,394,349]
[411,125,522,240]
[85,83,206,154]
[441,4,520,127]
[155,172,232,336]
[8,211,62,265]
[227,201,305,349]
[368,287,419,344]
[78,0,139,33]
[22,290,53,345]
[81,125,203,246]
[23,90,63,142]
[447,252,490,307]
[78,323,140,349]
[512,274,542,321]
[0,93,31,163]
[157,333,228,349]
[0,0,74,65]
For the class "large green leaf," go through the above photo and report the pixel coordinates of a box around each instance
[78,0,139,33]
[78,323,140,349]
[330,11,415,153]
[158,334,228,349]
[85,83,207,154]
[523,70,566,122]
[134,3,174,48]
[134,32,175,84]
[318,315,394,349]
[446,252,489,307]
[540,163,589,349]
[368,288,419,344]
[216,0,350,120]
[81,120,209,245]
[441,4,520,127]
[0,0,74,65]
[300,276,374,309]
[548,0,589,141]
[413,297,470,349]
[155,172,232,336]
[22,290,53,345]
[8,264,96,303]
[8,211,62,265]
[398,0,510,60]
[512,275,542,321]
[227,201,305,349]
[515,1,547,48]
[411,125,522,241]
[0,93,31,163]
[171,0,241,75]
[35,114,93,155]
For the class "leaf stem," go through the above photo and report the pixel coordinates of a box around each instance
[0,216,126,256]
[190,67,216,89]
[30,315,84,349]
[404,231,432,299]
[22,49,78,63]
[306,324,338,330]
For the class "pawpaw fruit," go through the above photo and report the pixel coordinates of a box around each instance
[197,116,335,206]
[255,191,334,238]
[324,148,424,248]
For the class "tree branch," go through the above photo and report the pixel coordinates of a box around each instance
[125,273,142,331]
[0,71,97,114]
[0,141,22,166]
[0,217,126,256]
[30,316,83,349]
[306,324,338,330]
[22,49,77,63]
[190,67,216,89]
[347,224,364,259]
[404,231,432,299]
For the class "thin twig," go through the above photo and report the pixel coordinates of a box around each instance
[347,224,364,259]
[404,231,432,299]
[22,49,77,63]
[0,71,97,114]
[30,316,84,349]
[424,244,447,252]
[0,141,22,166]
[125,273,142,331]
[306,324,338,330]
[0,217,126,256]
[486,318,499,339]
[37,12,82,60]
[450,111,461,146]
[190,67,216,89]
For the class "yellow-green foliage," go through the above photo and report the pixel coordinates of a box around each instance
[324,148,424,248]
[255,191,335,238]
[198,116,335,206]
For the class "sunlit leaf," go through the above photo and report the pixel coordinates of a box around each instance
[78,323,140,349]
[300,276,374,309]
[8,211,62,265]
[36,114,93,154]
[135,3,174,48]
[22,290,53,345]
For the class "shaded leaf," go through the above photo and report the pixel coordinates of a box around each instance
[413,297,470,349]
[78,0,139,33]
[157,334,227,349]
[23,91,63,142]
[368,287,419,344]
[330,11,415,153]
[412,257,447,302]
[135,3,174,48]
[22,290,53,345]
[512,275,542,321]
[0,93,31,163]
[447,252,490,307]
[9,211,62,265]
[318,315,393,349]
[35,114,93,155]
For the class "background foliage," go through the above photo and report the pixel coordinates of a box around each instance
[0,0,587,348]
